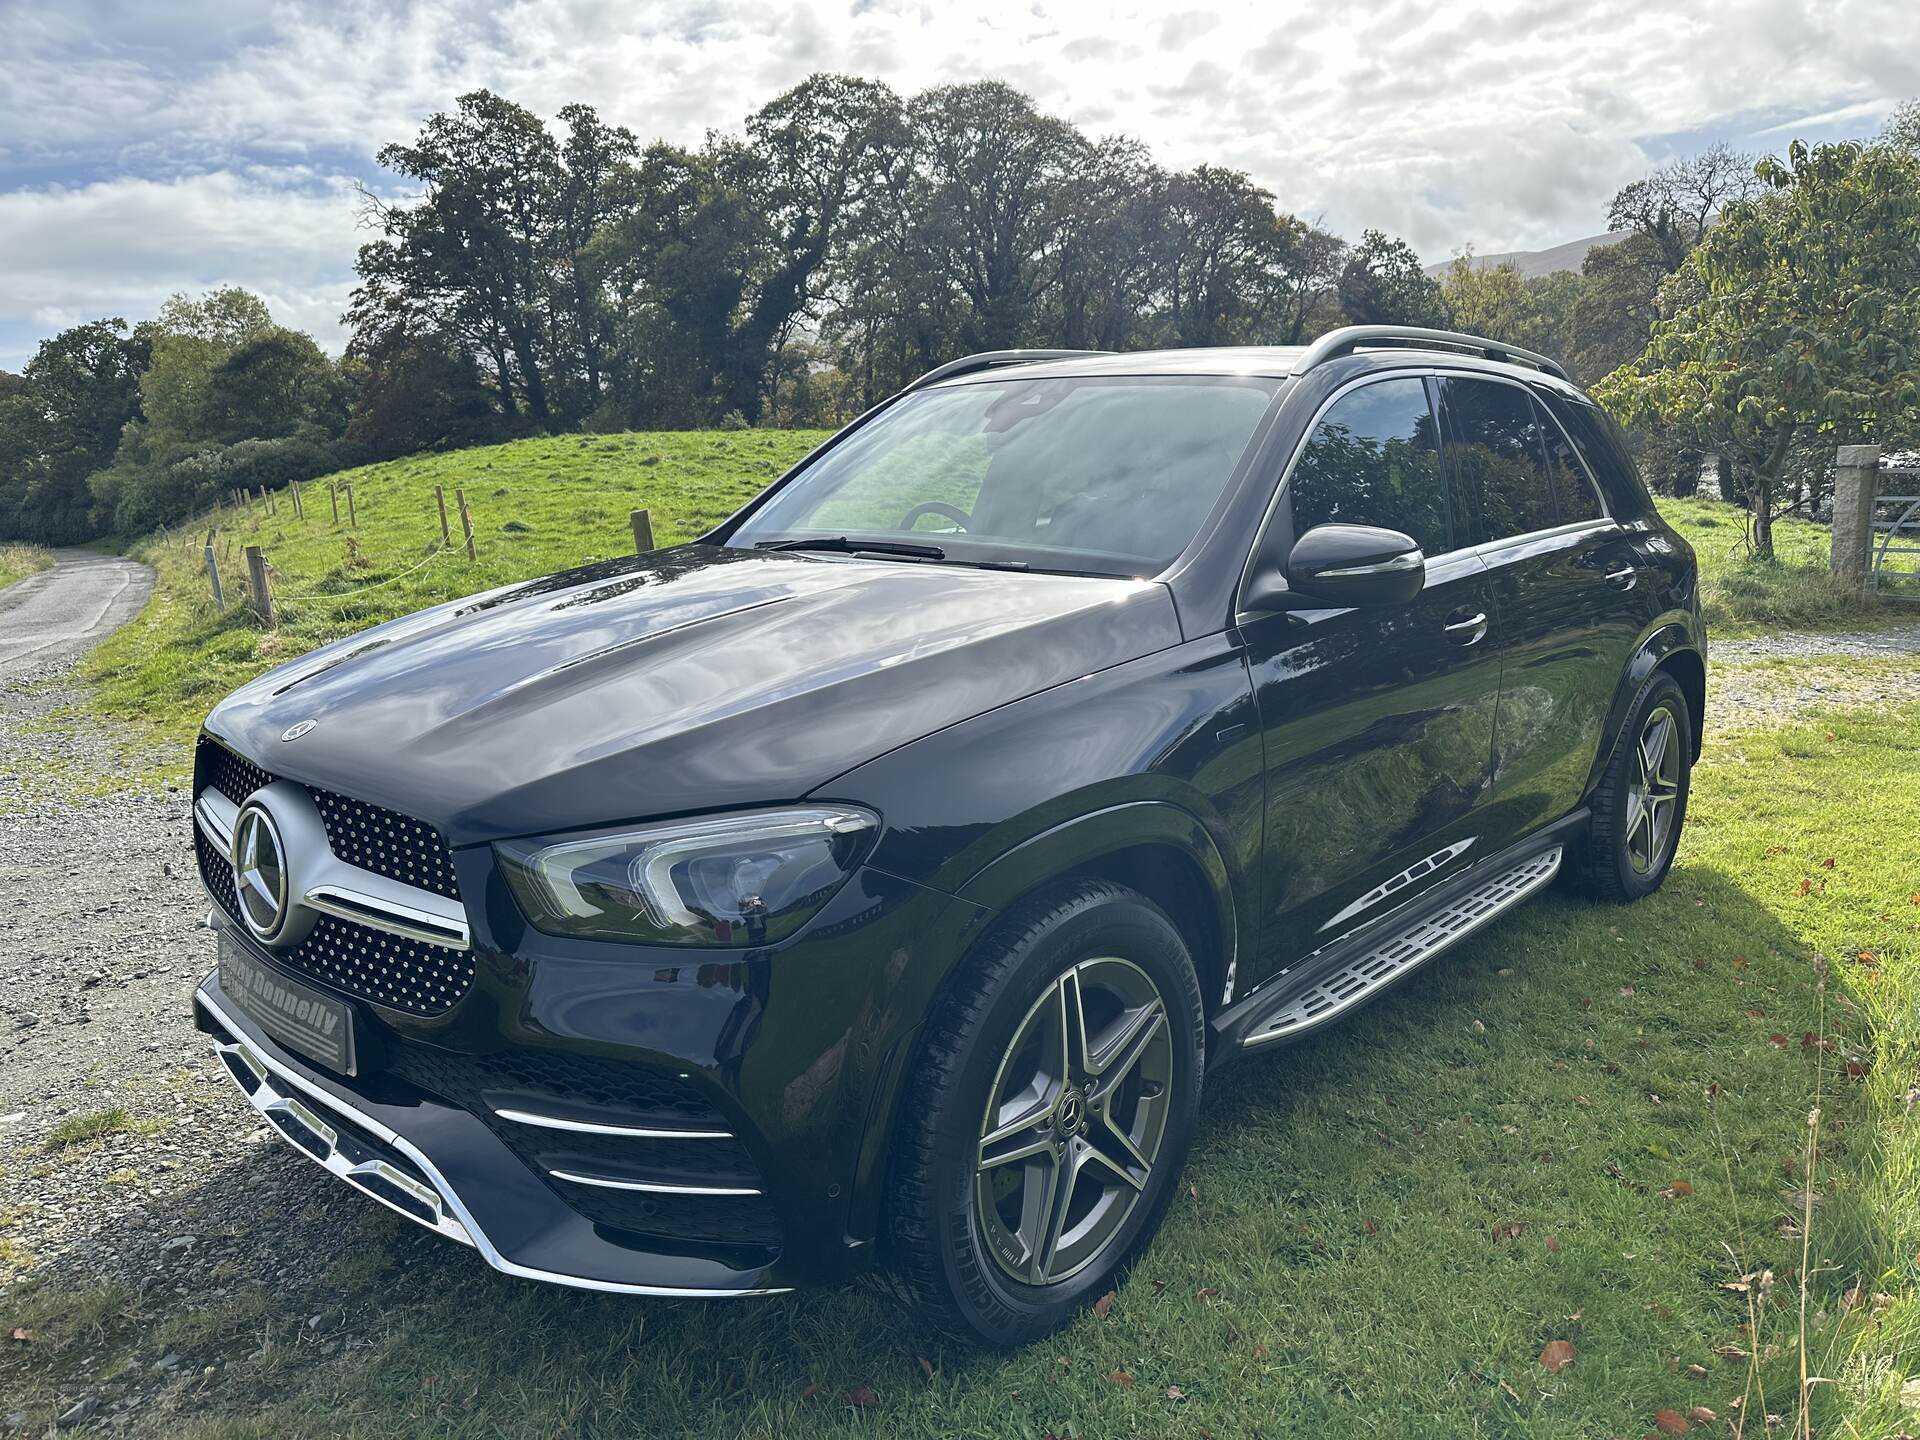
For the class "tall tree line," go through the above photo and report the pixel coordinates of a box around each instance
[340,76,1440,438]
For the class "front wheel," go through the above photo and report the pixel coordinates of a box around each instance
[1570,671,1693,902]
[884,881,1204,1347]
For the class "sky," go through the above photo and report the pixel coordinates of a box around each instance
[2,0,1917,372]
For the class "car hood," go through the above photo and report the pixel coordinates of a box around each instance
[205,545,1179,846]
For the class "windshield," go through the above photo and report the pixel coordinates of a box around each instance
[728,375,1279,576]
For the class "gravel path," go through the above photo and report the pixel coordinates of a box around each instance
[1,552,447,1434]
[0,556,1916,1431]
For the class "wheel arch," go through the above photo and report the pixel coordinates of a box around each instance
[955,802,1240,1019]
[1586,617,1706,796]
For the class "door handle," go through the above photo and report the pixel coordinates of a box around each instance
[1604,565,1637,590]
[1443,610,1488,645]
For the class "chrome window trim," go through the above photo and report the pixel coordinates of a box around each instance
[195,986,792,1297]
[1234,366,1616,622]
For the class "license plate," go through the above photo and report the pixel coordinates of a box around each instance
[219,932,358,1076]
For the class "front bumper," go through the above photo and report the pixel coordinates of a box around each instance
[194,976,792,1296]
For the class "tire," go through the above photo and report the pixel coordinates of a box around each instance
[1568,670,1693,902]
[884,880,1205,1347]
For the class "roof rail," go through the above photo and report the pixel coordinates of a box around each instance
[905,349,1113,392]
[1288,326,1571,382]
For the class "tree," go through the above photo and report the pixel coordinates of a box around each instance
[1338,229,1449,328]
[0,319,147,543]
[1595,140,1920,557]
[1607,143,1761,274]
[1440,253,1580,370]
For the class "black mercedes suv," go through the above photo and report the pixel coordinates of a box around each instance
[190,326,1703,1346]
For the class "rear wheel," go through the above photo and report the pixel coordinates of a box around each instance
[885,881,1204,1347]
[1571,671,1692,902]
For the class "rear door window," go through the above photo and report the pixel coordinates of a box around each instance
[1286,377,1451,554]
[1437,376,1558,543]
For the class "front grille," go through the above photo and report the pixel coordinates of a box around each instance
[195,737,462,901]
[384,1038,781,1256]
[194,736,475,1017]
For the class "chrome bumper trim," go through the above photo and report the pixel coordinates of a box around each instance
[210,1033,474,1248]
[494,1107,733,1141]
[548,1168,762,1197]
[196,986,792,1297]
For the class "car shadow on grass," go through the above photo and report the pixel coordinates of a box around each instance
[0,861,1880,1439]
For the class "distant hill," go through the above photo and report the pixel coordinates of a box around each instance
[1426,231,1629,280]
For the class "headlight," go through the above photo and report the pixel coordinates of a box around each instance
[495,806,879,948]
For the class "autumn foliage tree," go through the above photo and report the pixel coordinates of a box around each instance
[1595,140,1920,557]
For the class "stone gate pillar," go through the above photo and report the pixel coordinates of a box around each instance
[1832,444,1880,583]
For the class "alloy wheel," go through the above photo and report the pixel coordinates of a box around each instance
[973,956,1174,1287]
[1624,703,1682,875]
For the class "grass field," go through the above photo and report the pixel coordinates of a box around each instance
[5,688,1916,1436]
[1655,496,1905,638]
[0,541,55,591]
[79,431,1898,768]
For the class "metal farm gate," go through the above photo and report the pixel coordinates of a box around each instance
[1875,461,1920,601]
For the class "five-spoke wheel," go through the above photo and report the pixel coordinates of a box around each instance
[974,957,1173,1286]
[885,881,1203,1347]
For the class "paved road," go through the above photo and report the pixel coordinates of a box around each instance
[0,548,154,681]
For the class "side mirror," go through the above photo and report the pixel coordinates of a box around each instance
[1246,524,1426,611]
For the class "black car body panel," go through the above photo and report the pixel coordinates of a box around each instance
[204,547,1180,845]
[190,335,1704,1299]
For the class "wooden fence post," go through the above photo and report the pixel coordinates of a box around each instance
[244,545,274,625]
[329,483,339,524]
[204,528,224,612]
[630,508,655,553]
[456,488,476,560]
[1833,444,1881,585]
[345,484,357,529]
[267,487,277,515]
[435,486,451,546]
[291,480,303,518]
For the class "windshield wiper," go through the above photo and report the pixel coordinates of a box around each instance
[757,535,946,560]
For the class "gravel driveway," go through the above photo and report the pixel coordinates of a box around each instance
[0,553,451,1434]
[0,555,1916,1433]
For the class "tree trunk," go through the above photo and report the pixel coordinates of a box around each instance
[1716,453,1737,504]
[1673,448,1701,498]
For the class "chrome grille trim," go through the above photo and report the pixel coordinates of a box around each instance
[493,1107,733,1141]
[549,1168,762,1197]
[197,987,793,1297]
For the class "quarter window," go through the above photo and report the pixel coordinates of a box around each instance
[1536,399,1606,524]
[1287,378,1449,554]
[1438,377,1557,542]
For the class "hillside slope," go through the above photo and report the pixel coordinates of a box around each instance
[1426,231,1628,279]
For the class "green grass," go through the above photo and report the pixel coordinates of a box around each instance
[0,541,55,591]
[1659,494,1906,637]
[81,429,827,767]
[7,688,1918,1436]
[45,1108,134,1149]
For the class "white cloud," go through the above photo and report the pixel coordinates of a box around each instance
[2,0,1919,368]
[0,173,363,366]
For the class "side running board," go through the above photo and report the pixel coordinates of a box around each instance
[1242,846,1563,1050]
